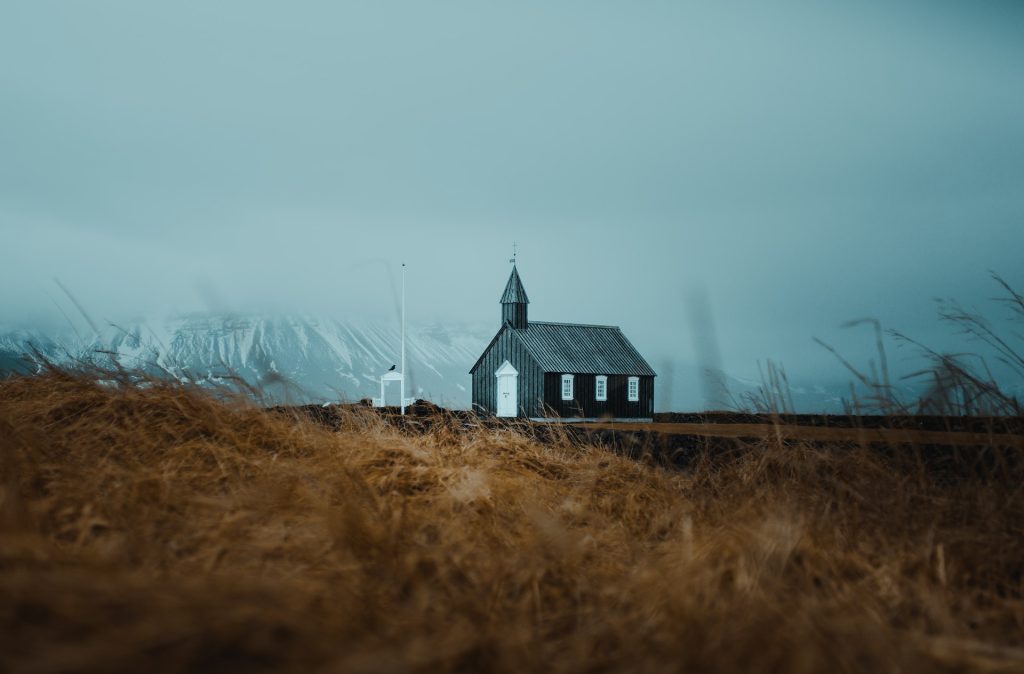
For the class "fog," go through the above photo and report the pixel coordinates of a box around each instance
[2,0,1023,403]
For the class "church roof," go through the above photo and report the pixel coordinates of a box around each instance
[500,266,529,304]
[471,321,656,376]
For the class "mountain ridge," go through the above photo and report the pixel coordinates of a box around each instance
[0,313,913,413]
[0,314,491,407]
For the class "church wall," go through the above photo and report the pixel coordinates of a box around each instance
[471,328,544,418]
[542,373,655,419]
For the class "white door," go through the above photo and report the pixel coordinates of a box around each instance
[495,360,519,417]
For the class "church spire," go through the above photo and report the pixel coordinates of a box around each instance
[501,262,529,329]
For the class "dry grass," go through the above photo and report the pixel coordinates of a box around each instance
[1,370,1023,673]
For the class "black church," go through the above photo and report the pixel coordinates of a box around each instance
[470,265,656,420]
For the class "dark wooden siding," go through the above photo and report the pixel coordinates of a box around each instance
[502,304,527,330]
[470,328,545,418]
[542,373,654,419]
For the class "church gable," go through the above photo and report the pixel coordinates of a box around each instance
[470,324,545,418]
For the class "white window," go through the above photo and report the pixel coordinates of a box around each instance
[627,376,639,402]
[561,374,574,400]
[595,375,607,401]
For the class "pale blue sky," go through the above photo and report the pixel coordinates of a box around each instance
[2,0,1023,393]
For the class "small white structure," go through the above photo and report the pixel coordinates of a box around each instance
[369,263,414,413]
[373,370,415,408]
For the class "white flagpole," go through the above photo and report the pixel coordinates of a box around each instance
[401,263,406,416]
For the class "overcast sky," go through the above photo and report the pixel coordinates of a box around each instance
[2,0,1023,389]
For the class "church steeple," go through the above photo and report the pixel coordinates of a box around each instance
[501,264,529,329]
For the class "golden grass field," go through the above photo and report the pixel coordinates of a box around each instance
[2,370,1023,673]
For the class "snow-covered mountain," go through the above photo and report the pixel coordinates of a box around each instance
[0,315,494,407]
[4,314,984,413]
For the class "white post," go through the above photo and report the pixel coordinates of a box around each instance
[401,263,406,416]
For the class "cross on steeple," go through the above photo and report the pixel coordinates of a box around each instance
[509,241,517,266]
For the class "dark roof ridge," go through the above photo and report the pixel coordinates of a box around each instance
[529,320,621,330]
[471,319,657,377]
